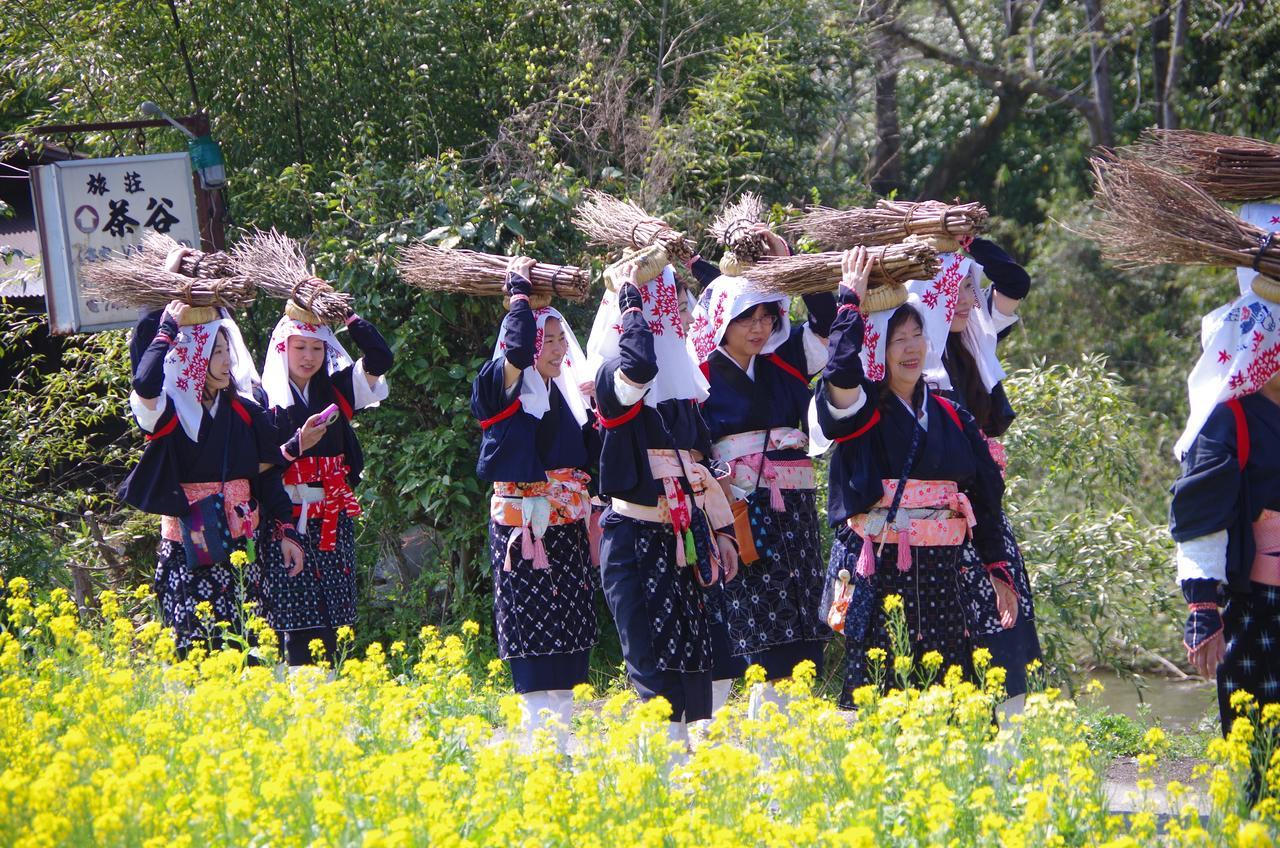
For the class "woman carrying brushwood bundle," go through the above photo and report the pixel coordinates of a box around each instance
[685,224,836,718]
[256,294,392,667]
[119,302,302,656]
[471,257,599,750]
[904,238,1041,714]
[816,249,1007,703]
[588,256,740,749]
[1170,284,1280,744]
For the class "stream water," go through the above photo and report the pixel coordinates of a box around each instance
[1079,669,1217,733]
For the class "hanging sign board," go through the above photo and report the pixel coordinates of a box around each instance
[31,152,200,334]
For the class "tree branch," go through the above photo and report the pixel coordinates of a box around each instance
[934,0,979,58]
[882,21,1105,142]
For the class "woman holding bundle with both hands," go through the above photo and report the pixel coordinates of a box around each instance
[256,293,393,667]
[589,254,739,749]
[473,257,599,750]
[685,224,836,717]
[120,302,303,656]
[816,248,1008,704]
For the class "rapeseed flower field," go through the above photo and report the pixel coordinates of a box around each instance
[0,576,1274,846]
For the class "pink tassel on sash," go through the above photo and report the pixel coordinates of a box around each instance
[856,534,876,578]
[769,477,785,512]
[521,525,535,561]
[896,524,913,572]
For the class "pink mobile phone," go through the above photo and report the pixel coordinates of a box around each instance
[316,403,340,427]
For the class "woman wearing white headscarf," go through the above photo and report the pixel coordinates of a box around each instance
[257,295,392,666]
[590,257,739,748]
[1170,281,1280,738]
[472,257,598,749]
[120,302,302,655]
[905,238,1040,706]
[686,224,836,717]
[817,250,1007,704]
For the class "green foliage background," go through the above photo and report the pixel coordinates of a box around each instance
[3,0,1278,680]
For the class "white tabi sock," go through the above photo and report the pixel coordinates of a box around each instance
[747,681,788,720]
[521,689,575,753]
[711,678,735,714]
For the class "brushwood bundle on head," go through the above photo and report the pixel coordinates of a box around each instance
[710,192,768,268]
[741,239,941,296]
[80,233,255,309]
[228,229,352,324]
[1087,153,1280,300]
[1127,129,1280,202]
[572,189,694,266]
[397,244,591,301]
[786,200,988,250]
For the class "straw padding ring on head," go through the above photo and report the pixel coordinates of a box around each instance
[861,283,908,313]
[1253,274,1280,304]
[175,304,219,326]
[285,299,324,325]
[719,254,747,276]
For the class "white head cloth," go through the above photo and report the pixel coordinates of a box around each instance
[493,305,589,427]
[163,310,260,441]
[906,252,1005,392]
[1175,290,1280,459]
[587,265,709,406]
[807,294,930,457]
[1237,203,1280,296]
[685,274,791,364]
[261,314,354,410]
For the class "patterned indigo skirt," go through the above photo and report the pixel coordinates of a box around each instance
[718,488,828,678]
[154,536,263,653]
[488,520,599,659]
[826,528,972,704]
[1219,582,1280,732]
[260,513,358,633]
[600,510,712,675]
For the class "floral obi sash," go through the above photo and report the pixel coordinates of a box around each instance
[160,479,256,543]
[711,427,816,510]
[284,454,362,551]
[491,468,591,571]
[845,479,977,577]
[611,449,735,574]
[1251,509,1280,587]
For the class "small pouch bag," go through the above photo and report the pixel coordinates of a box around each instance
[180,412,234,567]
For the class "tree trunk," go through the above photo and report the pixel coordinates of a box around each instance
[869,37,903,196]
[1082,0,1116,148]
[1161,0,1190,129]
[1152,2,1170,125]
[920,89,1027,200]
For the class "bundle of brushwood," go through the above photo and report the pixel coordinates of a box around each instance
[572,189,695,267]
[397,244,590,301]
[741,238,940,300]
[228,229,352,324]
[786,199,988,250]
[1087,153,1280,301]
[1127,129,1280,202]
[81,231,255,309]
[711,193,768,274]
